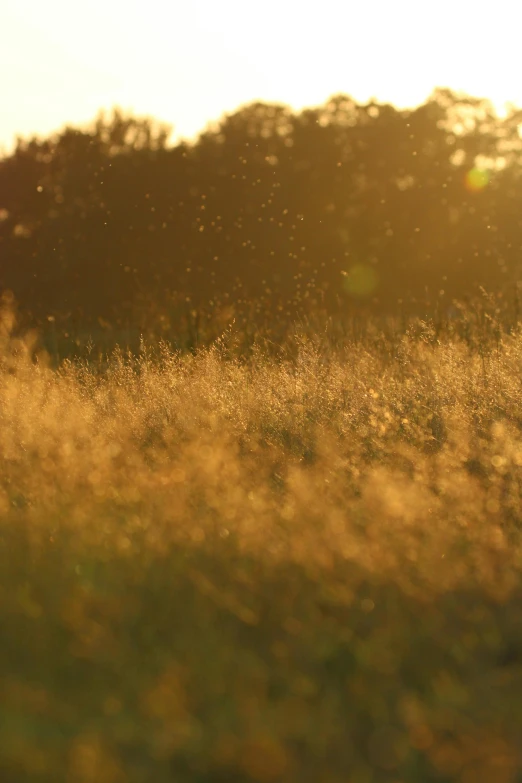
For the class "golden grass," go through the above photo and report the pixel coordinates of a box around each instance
[2,302,522,782]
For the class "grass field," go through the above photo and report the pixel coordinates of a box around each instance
[2,299,522,782]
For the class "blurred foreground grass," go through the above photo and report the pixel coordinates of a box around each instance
[2,300,522,782]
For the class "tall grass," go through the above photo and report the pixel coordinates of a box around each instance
[2,297,522,782]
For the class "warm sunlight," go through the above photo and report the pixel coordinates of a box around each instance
[2,0,521,150]
[5,3,522,778]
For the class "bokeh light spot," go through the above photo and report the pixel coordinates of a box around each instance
[465,168,489,192]
[342,264,379,297]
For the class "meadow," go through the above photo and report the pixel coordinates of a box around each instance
[2,295,522,782]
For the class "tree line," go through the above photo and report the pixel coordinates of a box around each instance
[1,88,522,337]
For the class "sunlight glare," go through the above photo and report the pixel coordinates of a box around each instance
[1,0,521,148]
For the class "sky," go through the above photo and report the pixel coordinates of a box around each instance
[1,0,521,153]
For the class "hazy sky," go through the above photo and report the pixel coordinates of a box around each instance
[2,0,521,152]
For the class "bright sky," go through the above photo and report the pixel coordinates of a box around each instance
[1,0,521,153]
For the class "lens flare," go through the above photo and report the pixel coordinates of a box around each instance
[342,264,379,297]
[465,168,489,193]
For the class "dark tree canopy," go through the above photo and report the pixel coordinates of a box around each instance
[1,92,522,335]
